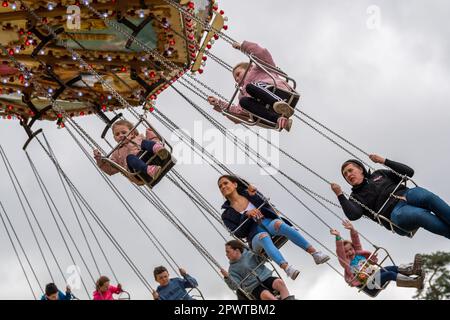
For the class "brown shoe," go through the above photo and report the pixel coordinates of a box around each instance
[273,101,295,118]
[398,254,423,276]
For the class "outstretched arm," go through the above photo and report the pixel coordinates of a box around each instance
[208,96,246,115]
[239,41,276,67]
[338,195,365,221]
[331,183,365,220]
[369,154,414,177]
[179,268,198,288]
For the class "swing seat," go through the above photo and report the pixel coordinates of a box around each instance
[351,247,395,298]
[102,151,176,188]
[117,290,131,300]
[184,287,205,300]
[102,116,176,188]
[222,110,282,131]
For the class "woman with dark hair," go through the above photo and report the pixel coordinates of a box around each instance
[331,154,450,239]
[218,175,330,280]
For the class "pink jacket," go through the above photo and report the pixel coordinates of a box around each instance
[93,285,122,300]
[97,128,160,175]
[216,40,293,115]
[336,229,378,287]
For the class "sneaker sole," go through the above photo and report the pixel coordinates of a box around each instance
[273,102,294,118]
[315,256,331,265]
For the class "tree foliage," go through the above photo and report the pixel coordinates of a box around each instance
[414,251,450,300]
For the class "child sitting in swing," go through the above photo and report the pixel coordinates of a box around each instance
[331,220,424,295]
[93,276,123,300]
[208,40,299,131]
[94,120,169,180]
[151,266,199,300]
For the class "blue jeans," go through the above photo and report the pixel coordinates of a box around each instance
[391,187,450,239]
[251,218,311,266]
[126,140,157,173]
[363,266,398,295]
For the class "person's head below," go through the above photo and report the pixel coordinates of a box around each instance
[44,283,60,300]
[343,240,357,260]
[218,175,243,200]
[232,62,250,84]
[111,120,138,143]
[225,240,244,262]
[154,266,170,287]
[341,159,369,187]
[96,276,110,293]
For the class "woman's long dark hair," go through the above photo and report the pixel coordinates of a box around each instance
[217,175,250,196]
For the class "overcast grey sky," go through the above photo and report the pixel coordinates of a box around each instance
[1,0,449,300]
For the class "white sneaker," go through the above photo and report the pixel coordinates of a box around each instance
[285,266,300,280]
[313,251,330,265]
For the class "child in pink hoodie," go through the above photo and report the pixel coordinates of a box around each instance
[93,276,123,300]
[208,40,298,131]
[94,120,169,181]
[331,220,424,295]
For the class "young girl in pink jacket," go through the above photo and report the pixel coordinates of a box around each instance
[331,220,424,295]
[93,276,123,300]
[94,120,169,180]
[208,40,298,131]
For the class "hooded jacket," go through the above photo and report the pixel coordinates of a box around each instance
[338,159,414,230]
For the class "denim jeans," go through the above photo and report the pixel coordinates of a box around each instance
[391,187,450,239]
[363,266,398,295]
[126,139,157,173]
[251,218,311,266]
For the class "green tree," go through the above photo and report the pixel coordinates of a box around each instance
[414,251,450,300]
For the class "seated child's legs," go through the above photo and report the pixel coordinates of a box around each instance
[140,140,157,161]
[141,139,169,162]
[245,82,282,106]
[240,97,279,123]
[247,82,298,109]
[376,266,398,287]
[251,277,278,300]
[126,154,148,173]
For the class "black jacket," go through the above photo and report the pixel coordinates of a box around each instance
[221,190,290,246]
[338,159,414,230]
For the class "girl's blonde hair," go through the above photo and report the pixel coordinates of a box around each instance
[112,119,139,135]
[232,62,250,76]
